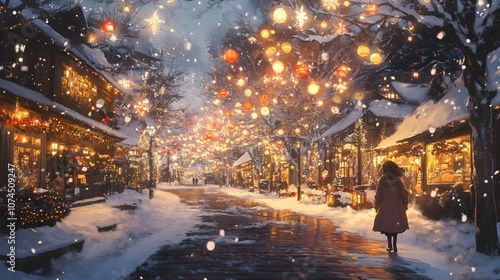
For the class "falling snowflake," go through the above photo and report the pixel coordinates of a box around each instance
[206,240,216,251]
[322,0,340,11]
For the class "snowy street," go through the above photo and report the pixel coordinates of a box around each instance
[1,183,500,279]
[126,187,430,279]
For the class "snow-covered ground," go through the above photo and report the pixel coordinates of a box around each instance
[1,183,499,279]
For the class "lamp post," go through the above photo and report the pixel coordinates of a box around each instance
[357,140,362,185]
[146,125,156,199]
[296,141,302,201]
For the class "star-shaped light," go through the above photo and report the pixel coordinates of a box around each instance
[295,5,308,29]
[145,11,165,35]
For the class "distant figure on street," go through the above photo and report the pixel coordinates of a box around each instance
[373,160,409,253]
[192,177,195,185]
[195,177,198,185]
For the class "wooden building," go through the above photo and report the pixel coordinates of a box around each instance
[0,6,126,200]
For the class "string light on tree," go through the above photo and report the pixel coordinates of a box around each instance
[366,4,378,15]
[243,101,253,110]
[261,106,270,116]
[219,88,229,98]
[322,0,340,11]
[259,94,269,105]
[336,65,350,78]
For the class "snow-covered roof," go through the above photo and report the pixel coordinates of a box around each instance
[377,47,500,150]
[21,9,131,96]
[0,79,127,140]
[376,79,469,149]
[232,151,252,167]
[132,39,162,60]
[316,108,364,140]
[391,82,429,103]
[368,100,416,118]
[316,99,415,142]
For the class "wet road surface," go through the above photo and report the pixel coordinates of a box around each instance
[125,187,431,280]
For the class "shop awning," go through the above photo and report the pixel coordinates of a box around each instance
[0,78,127,140]
[232,151,252,167]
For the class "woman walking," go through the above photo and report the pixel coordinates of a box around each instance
[373,160,409,253]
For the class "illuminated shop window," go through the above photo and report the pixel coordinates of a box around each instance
[426,135,471,189]
[14,133,42,189]
[61,62,98,106]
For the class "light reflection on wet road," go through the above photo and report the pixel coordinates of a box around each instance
[125,188,430,280]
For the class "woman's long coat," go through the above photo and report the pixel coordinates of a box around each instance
[373,175,409,234]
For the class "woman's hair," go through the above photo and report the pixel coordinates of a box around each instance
[382,160,403,177]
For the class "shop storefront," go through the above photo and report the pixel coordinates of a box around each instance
[425,135,472,192]
[0,83,125,197]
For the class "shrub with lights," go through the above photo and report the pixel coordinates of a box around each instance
[15,189,70,229]
[0,168,70,233]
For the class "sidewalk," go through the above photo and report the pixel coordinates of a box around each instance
[0,187,201,279]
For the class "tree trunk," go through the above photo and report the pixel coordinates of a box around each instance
[468,92,500,256]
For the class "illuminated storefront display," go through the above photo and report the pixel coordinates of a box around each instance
[61,63,98,106]
[426,135,471,189]
[13,133,42,188]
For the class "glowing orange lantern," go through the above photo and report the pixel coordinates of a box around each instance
[219,88,229,98]
[259,94,269,105]
[223,49,238,63]
[206,132,214,140]
[336,65,349,78]
[308,82,320,95]
[370,53,382,65]
[102,20,115,33]
[260,29,270,39]
[272,60,284,73]
[357,45,370,58]
[243,101,253,110]
[281,42,292,53]
[225,110,234,117]
[210,122,217,129]
[366,4,378,15]
[295,63,308,78]
[228,122,236,130]
[273,7,287,24]
[354,92,364,100]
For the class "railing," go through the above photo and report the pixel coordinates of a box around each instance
[69,181,125,202]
